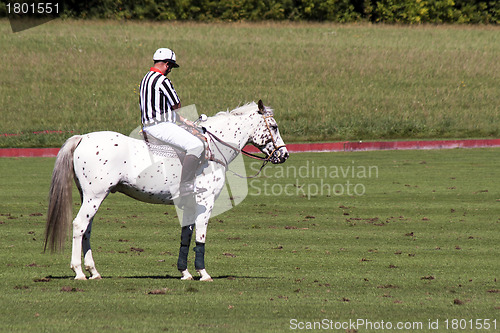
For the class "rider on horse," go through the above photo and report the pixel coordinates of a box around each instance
[139,48,205,200]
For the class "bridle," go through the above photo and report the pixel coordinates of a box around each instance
[204,112,286,178]
[241,113,286,162]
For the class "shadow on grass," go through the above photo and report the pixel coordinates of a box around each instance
[43,275,269,280]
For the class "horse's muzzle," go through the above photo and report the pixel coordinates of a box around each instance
[270,147,289,164]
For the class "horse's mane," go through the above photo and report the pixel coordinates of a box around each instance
[215,101,274,117]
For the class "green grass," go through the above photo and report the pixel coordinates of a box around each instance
[0,149,498,332]
[0,20,499,147]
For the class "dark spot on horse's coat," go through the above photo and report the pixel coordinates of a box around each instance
[114,144,118,146]
[96,151,99,155]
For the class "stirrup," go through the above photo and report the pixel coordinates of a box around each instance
[178,182,207,197]
[173,183,207,209]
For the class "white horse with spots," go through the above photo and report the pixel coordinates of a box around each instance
[44,101,288,281]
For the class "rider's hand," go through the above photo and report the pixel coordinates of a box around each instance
[183,119,195,127]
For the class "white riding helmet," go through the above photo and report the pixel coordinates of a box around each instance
[153,48,179,67]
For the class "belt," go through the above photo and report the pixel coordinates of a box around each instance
[143,119,169,128]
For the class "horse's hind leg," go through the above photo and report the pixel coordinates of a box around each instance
[71,214,90,280]
[71,195,106,280]
[83,217,101,279]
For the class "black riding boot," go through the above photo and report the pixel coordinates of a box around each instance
[178,154,206,198]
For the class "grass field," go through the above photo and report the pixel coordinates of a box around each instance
[0,20,499,147]
[0,149,498,332]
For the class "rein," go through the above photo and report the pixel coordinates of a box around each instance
[204,129,268,179]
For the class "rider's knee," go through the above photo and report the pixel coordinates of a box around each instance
[186,142,204,158]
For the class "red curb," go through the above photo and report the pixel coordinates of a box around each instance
[1,139,499,157]
[0,148,60,157]
[244,139,500,153]
[338,138,500,152]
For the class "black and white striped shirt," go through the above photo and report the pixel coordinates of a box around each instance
[139,68,180,125]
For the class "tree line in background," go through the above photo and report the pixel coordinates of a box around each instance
[1,0,499,23]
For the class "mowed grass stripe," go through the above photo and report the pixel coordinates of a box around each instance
[0,21,499,148]
[0,148,498,332]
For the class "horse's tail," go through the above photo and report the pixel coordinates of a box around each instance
[44,135,82,253]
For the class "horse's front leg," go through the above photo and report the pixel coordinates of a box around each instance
[175,195,214,281]
[194,196,215,282]
[194,243,211,281]
[82,219,101,279]
[177,224,195,280]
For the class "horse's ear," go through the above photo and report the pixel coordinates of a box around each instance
[257,100,265,114]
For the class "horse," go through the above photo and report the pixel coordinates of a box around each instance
[44,100,289,281]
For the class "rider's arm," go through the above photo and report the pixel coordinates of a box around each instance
[172,102,181,110]
[176,107,195,127]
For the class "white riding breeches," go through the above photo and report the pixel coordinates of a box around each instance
[143,122,204,158]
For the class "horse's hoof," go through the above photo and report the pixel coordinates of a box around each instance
[200,276,213,282]
[74,275,87,281]
[197,269,213,282]
[180,269,193,280]
[90,274,102,280]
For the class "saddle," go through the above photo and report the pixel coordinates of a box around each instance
[141,124,208,162]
